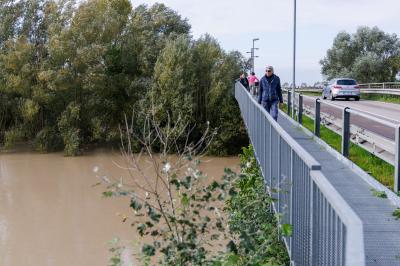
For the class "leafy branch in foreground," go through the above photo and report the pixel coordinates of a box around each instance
[96,110,237,265]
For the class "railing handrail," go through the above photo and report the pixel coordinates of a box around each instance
[237,82,321,170]
[310,171,365,265]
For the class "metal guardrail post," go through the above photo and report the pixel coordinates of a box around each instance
[314,99,320,137]
[298,94,303,124]
[287,91,292,116]
[342,107,350,158]
[395,125,400,192]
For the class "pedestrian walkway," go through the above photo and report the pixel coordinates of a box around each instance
[277,112,400,266]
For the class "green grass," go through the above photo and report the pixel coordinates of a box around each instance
[281,104,395,189]
[361,93,400,104]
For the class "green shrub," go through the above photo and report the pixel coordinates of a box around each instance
[224,145,290,265]
[3,127,25,149]
[58,103,82,156]
[33,126,63,152]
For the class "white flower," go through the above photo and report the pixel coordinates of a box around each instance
[246,162,251,168]
[186,167,194,176]
[194,170,201,179]
[145,192,150,199]
[117,177,123,188]
[214,207,221,218]
[163,162,171,173]
[101,175,111,183]
[93,166,99,173]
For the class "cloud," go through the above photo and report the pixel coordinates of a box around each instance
[140,0,400,83]
[142,0,400,36]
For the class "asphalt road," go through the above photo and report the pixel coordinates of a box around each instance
[301,96,400,140]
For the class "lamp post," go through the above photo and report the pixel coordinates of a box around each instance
[292,0,296,119]
[252,38,260,73]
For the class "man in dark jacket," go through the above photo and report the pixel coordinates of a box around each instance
[239,72,249,91]
[258,66,283,121]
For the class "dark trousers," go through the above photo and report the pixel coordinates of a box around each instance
[262,100,279,121]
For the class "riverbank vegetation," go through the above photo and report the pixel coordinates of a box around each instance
[0,0,249,156]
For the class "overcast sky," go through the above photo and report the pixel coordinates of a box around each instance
[141,0,400,84]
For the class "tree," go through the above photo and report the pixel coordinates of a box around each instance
[149,35,196,126]
[207,51,249,155]
[192,34,222,124]
[320,26,400,83]
[0,0,248,156]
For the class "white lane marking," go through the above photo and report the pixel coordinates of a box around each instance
[309,97,400,124]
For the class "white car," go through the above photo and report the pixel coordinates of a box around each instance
[322,78,360,101]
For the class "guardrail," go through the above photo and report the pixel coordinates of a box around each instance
[283,83,400,96]
[358,82,400,89]
[284,90,400,192]
[235,82,365,266]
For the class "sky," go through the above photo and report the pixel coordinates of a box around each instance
[140,0,400,85]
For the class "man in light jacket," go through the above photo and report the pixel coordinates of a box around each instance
[258,66,283,121]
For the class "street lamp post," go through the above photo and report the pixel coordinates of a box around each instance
[252,38,259,73]
[292,0,296,119]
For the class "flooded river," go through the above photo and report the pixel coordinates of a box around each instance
[0,149,239,266]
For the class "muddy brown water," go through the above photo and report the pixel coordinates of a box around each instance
[0,149,239,266]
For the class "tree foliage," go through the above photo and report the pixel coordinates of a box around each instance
[0,0,248,155]
[320,26,400,83]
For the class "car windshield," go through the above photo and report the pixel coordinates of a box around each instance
[337,79,356,85]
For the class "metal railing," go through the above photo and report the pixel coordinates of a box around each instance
[283,83,400,95]
[285,90,400,192]
[235,82,365,266]
[358,82,400,89]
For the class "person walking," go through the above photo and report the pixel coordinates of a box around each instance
[258,66,283,121]
[239,72,249,91]
[248,72,259,95]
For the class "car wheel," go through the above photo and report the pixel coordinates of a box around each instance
[323,96,327,100]
[330,93,335,101]
[355,97,360,101]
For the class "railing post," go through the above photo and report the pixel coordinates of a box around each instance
[298,94,303,124]
[289,149,294,256]
[269,123,273,190]
[287,91,292,116]
[395,125,400,192]
[277,135,281,222]
[342,107,350,158]
[314,99,320,137]
[383,83,385,89]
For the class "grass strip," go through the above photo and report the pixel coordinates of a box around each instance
[360,93,400,104]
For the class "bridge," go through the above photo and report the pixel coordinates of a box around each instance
[235,82,400,266]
